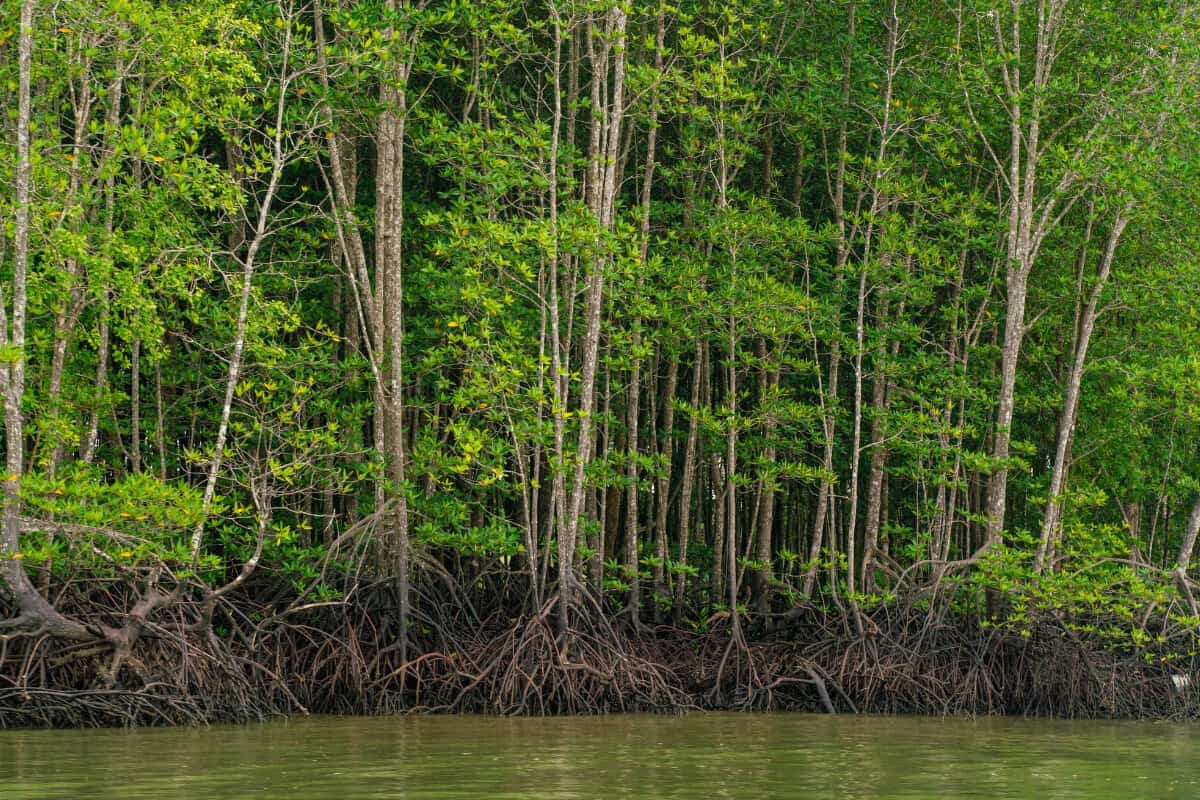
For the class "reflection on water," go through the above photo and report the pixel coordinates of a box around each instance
[1,712,1196,798]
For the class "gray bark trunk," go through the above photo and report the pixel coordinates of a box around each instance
[560,4,627,632]
[1035,210,1130,573]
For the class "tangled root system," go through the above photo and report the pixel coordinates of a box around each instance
[3,575,1198,727]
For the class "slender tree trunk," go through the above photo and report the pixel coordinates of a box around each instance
[155,360,167,480]
[622,3,665,624]
[82,304,109,465]
[1035,210,1130,573]
[846,266,868,602]
[1,0,36,594]
[560,4,627,632]
[861,354,887,592]
[725,309,740,635]
[625,358,642,621]
[852,0,899,604]
[596,371,614,590]
[1174,496,1200,616]
[315,0,389,556]
[862,290,900,590]
[655,355,677,619]
[376,0,416,662]
[982,0,1067,548]
[130,339,141,473]
[674,342,704,612]
[711,449,726,608]
[805,342,839,598]
[804,0,855,599]
[707,345,724,608]
[546,1,573,619]
[752,340,779,614]
[190,17,295,563]
[0,0,89,640]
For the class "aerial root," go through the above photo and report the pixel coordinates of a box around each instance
[384,605,693,715]
[3,580,1199,726]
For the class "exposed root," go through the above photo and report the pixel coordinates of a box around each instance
[370,601,692,715]
[4,573,1200,727]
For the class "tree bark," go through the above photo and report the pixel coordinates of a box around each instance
[376,0,416,661]
[1,0,37,602]
[979,0,1070,547]
[560,4,627,632]
[655,355,677,618]
[674,342,705,613]
[1035,209,1130,573]
[751,340,779,614]
[130,339,141,473]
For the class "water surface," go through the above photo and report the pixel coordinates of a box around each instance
[1,713,1195,798]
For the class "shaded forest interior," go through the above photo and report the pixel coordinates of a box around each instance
[4,0,1200,725]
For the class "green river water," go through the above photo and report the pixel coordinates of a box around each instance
[1,713,1197,799]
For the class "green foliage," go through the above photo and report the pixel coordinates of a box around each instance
[2,0,1199,650]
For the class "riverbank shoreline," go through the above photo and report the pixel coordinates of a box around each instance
[4,589,1197,728]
